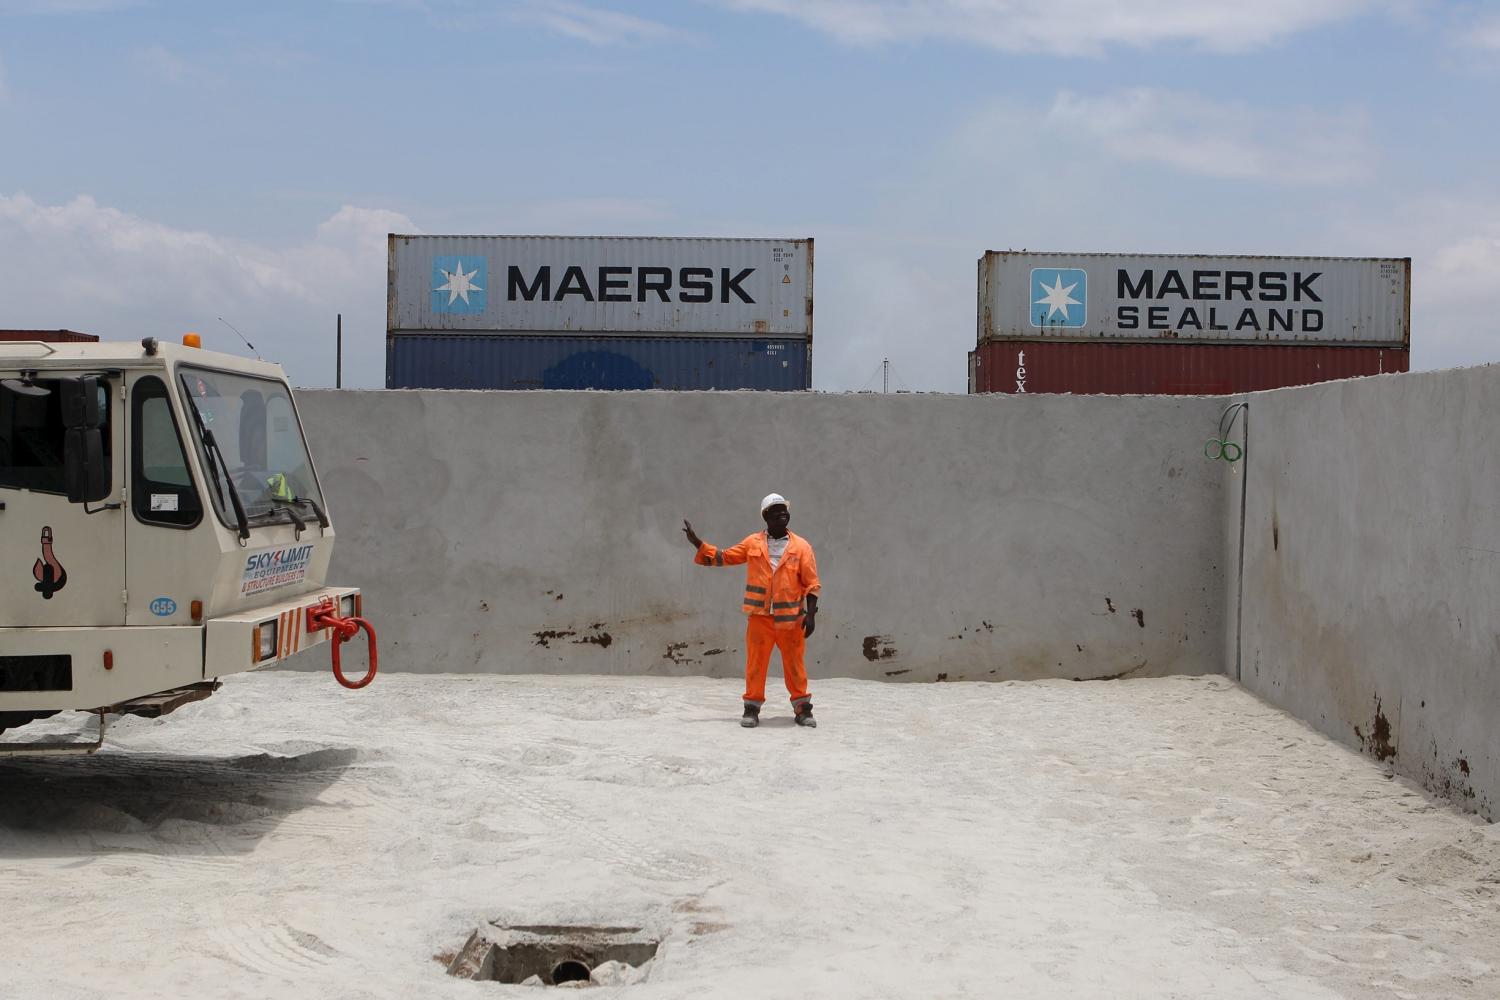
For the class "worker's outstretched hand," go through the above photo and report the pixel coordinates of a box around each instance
[682,520,703,549]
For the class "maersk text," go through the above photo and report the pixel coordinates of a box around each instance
[507,266,757,304]
[1116,269,1322,303]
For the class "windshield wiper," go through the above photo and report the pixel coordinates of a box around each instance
[184,401,249,541]
[184,403,225,510]
[203,428,251,541]
[254,501,307,536]
[290,495,330,529]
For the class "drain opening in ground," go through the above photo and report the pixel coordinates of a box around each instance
[551,960,591,984]
[446,923,660,986]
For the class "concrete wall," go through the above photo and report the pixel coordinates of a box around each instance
[1231,367,1500,821]
[299,390,1227,686]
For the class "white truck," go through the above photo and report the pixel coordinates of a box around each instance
[1,334,374,754]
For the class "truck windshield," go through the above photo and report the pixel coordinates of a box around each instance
[177,366,324,529]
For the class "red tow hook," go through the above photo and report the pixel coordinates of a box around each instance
[306,597,378,690]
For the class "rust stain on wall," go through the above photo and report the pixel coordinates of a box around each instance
[1353,696,1397,762]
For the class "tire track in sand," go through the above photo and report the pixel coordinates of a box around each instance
[488,769,713,882]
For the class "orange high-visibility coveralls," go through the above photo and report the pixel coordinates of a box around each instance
[695,532,821,707]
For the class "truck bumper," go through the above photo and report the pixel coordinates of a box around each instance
[0,625,205,713]
[206,586,363,676]
[0,586,361,713]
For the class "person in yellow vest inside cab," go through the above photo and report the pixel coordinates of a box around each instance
[682,493,821,728]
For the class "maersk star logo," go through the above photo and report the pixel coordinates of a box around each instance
[1030,267,1086,329]
[432,255,487,315]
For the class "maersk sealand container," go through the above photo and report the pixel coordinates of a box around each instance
[387,235,813,390]
[970,251,1410,395]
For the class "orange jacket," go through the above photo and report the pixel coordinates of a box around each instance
[695,531,821,627]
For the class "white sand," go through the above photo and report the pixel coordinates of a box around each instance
[2,673,1498,999]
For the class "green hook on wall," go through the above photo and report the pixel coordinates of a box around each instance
[1206,402,1248,463]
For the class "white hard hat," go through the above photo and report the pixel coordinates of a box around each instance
[760,492,789,513]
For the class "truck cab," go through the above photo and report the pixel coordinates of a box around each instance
[1,336,369,750]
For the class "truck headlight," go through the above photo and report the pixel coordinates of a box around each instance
[255,619,278,662]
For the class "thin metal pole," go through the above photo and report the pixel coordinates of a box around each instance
[1234,405,1250,683]
[336,313,343,389]
[883,358,889,394]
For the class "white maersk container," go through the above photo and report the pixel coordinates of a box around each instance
[389,235,814,338]
[978,252,1409,346]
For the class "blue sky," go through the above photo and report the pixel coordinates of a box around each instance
[1,0,1497,390]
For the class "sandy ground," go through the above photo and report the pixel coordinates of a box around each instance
[2,673,1498,1000]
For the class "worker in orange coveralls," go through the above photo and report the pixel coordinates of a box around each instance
[682,493,821,729]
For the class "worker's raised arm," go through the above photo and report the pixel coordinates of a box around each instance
[690,529,752,567]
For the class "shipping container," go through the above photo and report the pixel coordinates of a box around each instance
[0,329,100,343]
[387,334,810,391]
[389,235,813,338]
[968,340,1408,396]
[979,252,1409,346]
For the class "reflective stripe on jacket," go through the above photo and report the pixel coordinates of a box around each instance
[695,531,821,626]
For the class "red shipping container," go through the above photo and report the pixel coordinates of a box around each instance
[0,329,99,343]
[969,340,1408,396]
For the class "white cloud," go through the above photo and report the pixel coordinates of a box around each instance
[1385,205,1500,370]
[0,194,417,388]
[501,196,672,231]
[518,1,684,45]
[803,226,975,392]
[132,44,189,83]
[1427,234,1500,304]
[1461,14,1500,49]
[232,43,315,70]
[1044,88,1375,184]
[712,0,1379,54]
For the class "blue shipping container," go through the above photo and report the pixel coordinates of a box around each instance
[387,335,811,391]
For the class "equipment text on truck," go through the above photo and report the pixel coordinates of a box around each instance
[1116,268,1325,334]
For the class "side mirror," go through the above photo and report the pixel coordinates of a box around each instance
[60,376,102,429]
[0,377,52,399]
[59,376,109,504]
[64,427,110,503]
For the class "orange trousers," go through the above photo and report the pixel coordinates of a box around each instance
[743,614,810,706]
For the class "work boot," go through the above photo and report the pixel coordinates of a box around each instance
[794,702,817,728]
[741,703,761,728]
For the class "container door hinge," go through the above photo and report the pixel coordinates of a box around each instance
[121,589,128,607]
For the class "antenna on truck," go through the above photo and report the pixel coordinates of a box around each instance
[217,316,260,359]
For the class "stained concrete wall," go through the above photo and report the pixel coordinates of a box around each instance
[298,390,1227,686]
[1231,367,1500,821]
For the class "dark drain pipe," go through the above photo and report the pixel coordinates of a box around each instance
[552,960,591,984]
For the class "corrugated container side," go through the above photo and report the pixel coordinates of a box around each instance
[969,340,1409,396]
[387,334,811,391]
[979,252,1409,346]
[0,329,100,343]
[389,235,813,338]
